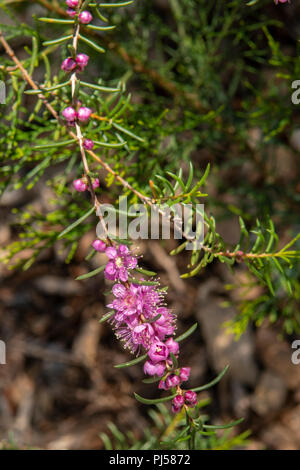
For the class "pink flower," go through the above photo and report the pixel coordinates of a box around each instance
[83,138,94,150]
[107,282,162,323]
[66,8,76,18]
[114,320,140,353]
[66,0,78,7]
[184,390,198,407]
[79,11,93,24]
[92,239,106,252]
[152,307,176,340]
[62,107,77,122]
[73,179,87,192]
[132,323,156,349]
[77,107,92,122]
[274,0,290,3]
[92,178,99,189]
[165,338,179,355]
[104,244,137,282]
[61,57,77,72]
[109,283,137,317]
[148,341,169,364]
[143,360,165,377]
[179,367,191,382]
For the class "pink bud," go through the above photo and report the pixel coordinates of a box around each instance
[105,246,117,259]
[118,244,129,255]
[66,0,78,7]
[172,395,184,413]
[76,53,89,71]
[78,11,93,24]
[158,380,167,390]
[92,178,99,189]
[83,139,94,150]
[62,107,77,122]
[92,239,106,252]
[173,394,185,408]
[73,179,87,192]
[179,367,191,382]
[172,405,182,413]
[66,8,76,18]
[184,390,198,407]
[165,374,180,389]
[61,57,77,72]
[77,107,92,122]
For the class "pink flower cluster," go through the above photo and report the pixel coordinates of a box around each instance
[172,390,197,414]
[89,239,199,412]
[274,0,290,3]
[61,0,198,414]
[62,106,92,125]
[65,1,93,23]
[73,177,99,192]
[61,54,89,73]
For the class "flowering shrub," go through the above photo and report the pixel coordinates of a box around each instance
[0,0,299,449]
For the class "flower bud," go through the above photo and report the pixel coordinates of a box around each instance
[66,0,78,7]
[77,107,92,122]
[172,394,184,413]
[172,405,182,413]
[73,179,87,192]
[83,138,94,150]
[76,53,89,71]
[92,239,106,252]
[173,394,185,408]
[158,380,167,390]
[184,390,198,407]
[62,107,77,122]
[78,11,93,24]
[61,57,77,72]
[92,178,100,189]
[66,8,76,18]
[179,367,191,382]
[165,374,180,389]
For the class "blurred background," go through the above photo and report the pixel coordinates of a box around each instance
[0,0,300,449]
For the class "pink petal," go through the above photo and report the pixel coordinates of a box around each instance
[105,246,117,259]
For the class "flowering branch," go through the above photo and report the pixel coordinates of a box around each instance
[1,2,232,444]
[3,0,298,448]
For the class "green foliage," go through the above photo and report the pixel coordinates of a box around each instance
[225,258,300,338]
[99,402,251,450]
